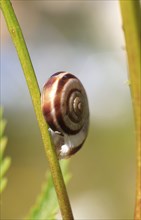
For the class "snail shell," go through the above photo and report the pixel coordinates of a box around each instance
[41,71,89,159]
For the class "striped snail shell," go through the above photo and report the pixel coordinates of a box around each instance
[41,71,89,159]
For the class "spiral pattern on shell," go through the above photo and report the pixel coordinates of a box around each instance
[41,71,89,159]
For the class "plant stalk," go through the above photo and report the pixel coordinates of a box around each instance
[119,1,141,219]
[0,0,74,219]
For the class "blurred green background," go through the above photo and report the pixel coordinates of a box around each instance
[1,1,136,219]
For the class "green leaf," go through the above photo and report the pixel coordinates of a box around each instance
[0,118,7,138]
[0,157,11,179]
[0,177,8,193]
[26,160,71,220]
[0,137,8,161]
[0,107,6,138]
[0,107,11,193]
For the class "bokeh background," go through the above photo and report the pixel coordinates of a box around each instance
[1,1,136,219]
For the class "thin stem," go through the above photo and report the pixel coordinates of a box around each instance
[0,1,74,219]
[119,1,141,220]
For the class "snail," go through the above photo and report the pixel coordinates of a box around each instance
[41,71,89,159]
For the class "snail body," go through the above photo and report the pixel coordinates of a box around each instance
[41,71,89,159]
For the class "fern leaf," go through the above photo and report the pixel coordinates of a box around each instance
[26,160,71,220]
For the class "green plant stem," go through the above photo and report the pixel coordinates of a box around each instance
[0,1,74,219]
[119,1,141,220]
